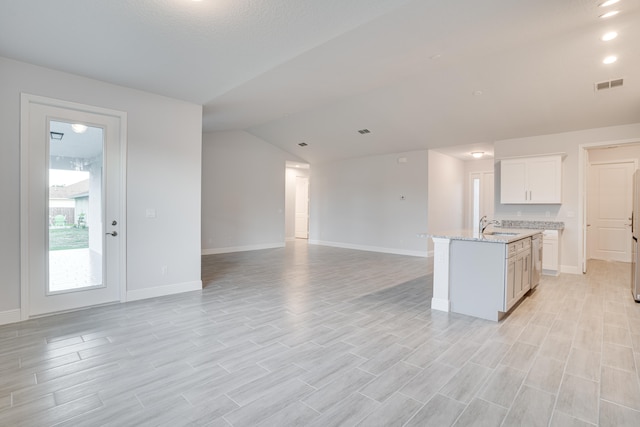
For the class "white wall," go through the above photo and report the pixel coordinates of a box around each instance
[0,56,202,319]
[310,150,428,256]
[427,150,465,252]
[494,123,640,273]
[201,130,302,253]
[285,167,310,241]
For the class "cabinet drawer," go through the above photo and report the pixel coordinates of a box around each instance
[507,238,531,257]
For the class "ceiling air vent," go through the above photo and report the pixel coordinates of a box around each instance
[357,128,371,134]
[595,78,624,92]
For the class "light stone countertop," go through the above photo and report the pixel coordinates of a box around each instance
[419,228,543,244]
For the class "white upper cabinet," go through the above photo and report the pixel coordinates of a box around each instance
[500,155,563,204]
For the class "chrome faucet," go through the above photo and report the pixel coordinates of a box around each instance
[480,216,501,234]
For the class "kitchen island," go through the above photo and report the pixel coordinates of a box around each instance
[425,229,543,321]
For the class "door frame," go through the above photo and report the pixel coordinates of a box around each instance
[587,159,637,262]
[579,139,640,273]
[20,93,128,319]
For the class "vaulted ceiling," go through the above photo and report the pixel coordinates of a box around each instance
[2,0,639,163]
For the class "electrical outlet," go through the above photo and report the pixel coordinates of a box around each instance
[161,265,168,275]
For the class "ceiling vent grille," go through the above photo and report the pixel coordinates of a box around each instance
[357,128,371,134]
[595,78,624,92]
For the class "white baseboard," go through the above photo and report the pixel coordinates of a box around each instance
[561,265,580,275]
[308,240,428,258]
[431,298,450,312]
[202,242,285,255]
[0,309,22,326]
[126,280,202,302]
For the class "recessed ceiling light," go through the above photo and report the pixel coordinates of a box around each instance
[357,128,371,134]
[430,54,442,60]
[603,55,618,64]
[599,10,619,18]
[298,142,308,147]
[71,124,88,133]
[601,31,618,41]
[599,0,620,7]
[471,152,484,158]
[472,90,483,96]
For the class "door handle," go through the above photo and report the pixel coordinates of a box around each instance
[106,231,118,237]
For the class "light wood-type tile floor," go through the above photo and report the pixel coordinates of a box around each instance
[2,241,640,426]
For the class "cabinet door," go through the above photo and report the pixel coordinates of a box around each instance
[521,251,531,295]
[501,159,528,203]
[505,256,517,310]
[527,157,562,203]
[542,238,558,271]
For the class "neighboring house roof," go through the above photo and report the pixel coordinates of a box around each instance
[49,180,89,200]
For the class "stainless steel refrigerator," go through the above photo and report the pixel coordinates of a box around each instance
[632,170,640,302]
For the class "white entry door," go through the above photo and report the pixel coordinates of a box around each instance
[21,95,126,317]
[295,176,309,239]
[588,161,635,262]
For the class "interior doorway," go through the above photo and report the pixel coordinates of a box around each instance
[285,162,310,241]
[580,141,640,273]
[587,160,635,262]
[21,94,127,317]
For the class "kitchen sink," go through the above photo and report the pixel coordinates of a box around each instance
[484,231,519,236]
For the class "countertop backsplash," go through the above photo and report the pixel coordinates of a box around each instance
[498,219,565,230]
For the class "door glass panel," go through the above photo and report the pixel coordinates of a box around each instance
[48,120,104,293]
[472,178,480,233]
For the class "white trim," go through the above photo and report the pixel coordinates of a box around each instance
[118,114,128,302]
[308,240,428,258]
[202,242,286,255]
[20,95,30,320]
[0,309,21,326]
[560,265,580,275]
[126,280,202,302]
[431,298,451,312]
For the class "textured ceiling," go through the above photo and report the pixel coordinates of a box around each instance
[2,0,639,163]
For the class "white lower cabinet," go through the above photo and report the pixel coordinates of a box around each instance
[542,230,560,275]
[505,237,531,311]
[448,235,536,321]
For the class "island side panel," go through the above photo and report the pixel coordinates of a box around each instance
[449,240,506,321]
[431,237,452,312]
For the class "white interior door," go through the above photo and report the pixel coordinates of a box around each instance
[22,95,125,317]
[295,176,309,239]
[588,161,635,262]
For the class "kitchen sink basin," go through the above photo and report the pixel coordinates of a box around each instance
[484,231,519,236]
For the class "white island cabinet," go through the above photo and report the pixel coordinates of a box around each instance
[500,155,563,204]
[428,229,542,321]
